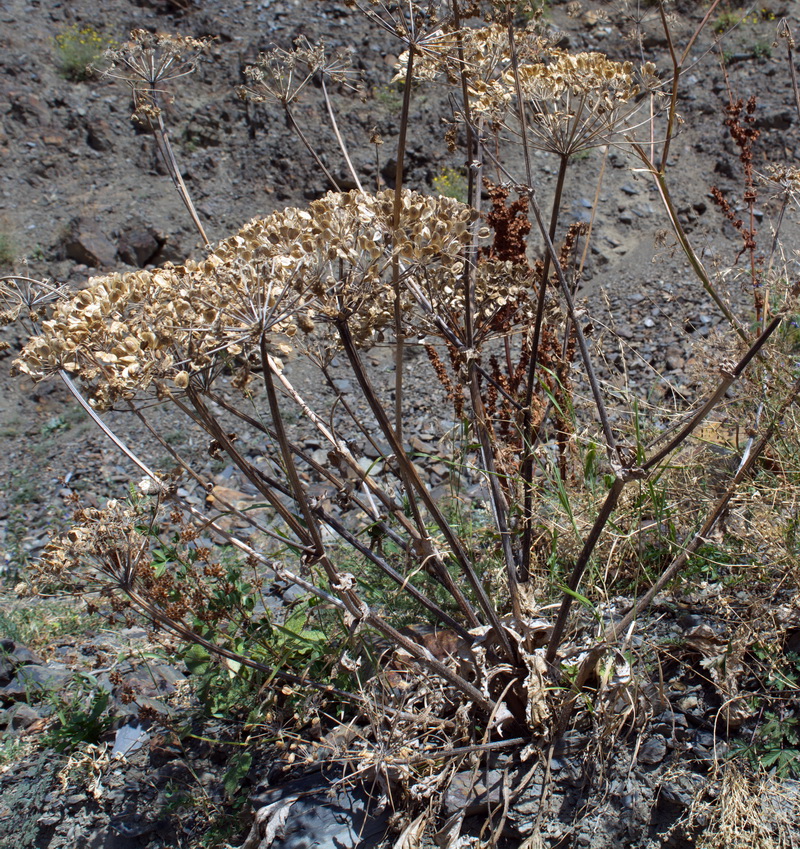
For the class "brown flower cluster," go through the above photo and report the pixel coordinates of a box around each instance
[16,190,477,408]
[241,37,355,107]
[393,22,549,86]
[103,30,213,120]
[39,498,246,631]
[394,21,657,153]
[39,499,148,593]
[486,49,650,154]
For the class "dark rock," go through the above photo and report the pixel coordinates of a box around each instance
[87,119,114,152]
[7,92,49,126]
[444,769,504,816]
[7,702,41,730]
[755,109,793,131]
[638,734,668,764]
[0,639,43,666]
[657,771,706,811]
[117,226,164,267]
[149,731,184,766]
[1,664,72,699]
[64,221,118,268]
[118,661,185,699]
[112,722,151,758]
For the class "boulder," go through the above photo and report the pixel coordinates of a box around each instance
[64,220,117,268]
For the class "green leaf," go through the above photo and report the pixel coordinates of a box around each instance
[223,751,252,799]
[184,644,212,675]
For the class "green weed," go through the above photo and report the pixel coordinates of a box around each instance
[53,25,115,82]
[432,167,468,204]
[714,6,777,34]
[753,41,772,60]
[730,710,800,778]
[0,232,15,267]
[683,541,748,586]
[41,414,68,436]
[0,735,26,767]
[42,673,113,753]
[0,597,86,649]
[376,83,403,111]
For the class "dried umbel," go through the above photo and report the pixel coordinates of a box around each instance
[764,164,800,201]
[15,190,478,408]
[103,29,212,119]
[0,276,71,331]
[480,49,653,154]
[393,22,550,86]
[415,259,535,342]
[241,37,355,107]
[39,499,149,595]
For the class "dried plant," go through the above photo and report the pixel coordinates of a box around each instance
[3,13,800,841]
[103,30,214,244]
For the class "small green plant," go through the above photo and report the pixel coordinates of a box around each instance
[753,41,772,60]
[432,167,468,203]
[0,735,26,767]
[516,0,549,22]
[375,83,403,111]
[714,9,742,33]
[730,710,800,778]
[41,414,68,436]
[3,508,31,578]
[43,673,113,753]
[0,232,15,267]
[682,541,747,586]
[53,25,114,82]
[714,6,777,34]
[9,471,39,506]
[0,597,89,649]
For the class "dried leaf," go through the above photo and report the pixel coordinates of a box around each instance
[230,797,298,849]
[521,650,550,728]
[393,813,427,849]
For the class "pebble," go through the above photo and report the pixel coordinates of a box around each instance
[638,734,668,764]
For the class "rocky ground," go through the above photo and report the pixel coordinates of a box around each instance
[1,0,800,846]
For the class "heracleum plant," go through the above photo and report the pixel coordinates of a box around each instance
[3,2,800,771]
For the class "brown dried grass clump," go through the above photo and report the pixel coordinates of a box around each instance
[685,764,800,849]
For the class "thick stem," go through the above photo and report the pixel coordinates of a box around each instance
[126,400,315,554]
[317,508,474,642]
[320,77,363,192]
[526,187,618,459]
[186,389,310,543]
[608,376,800,641]
[154,109,210,246]
[642,314,782,472]
[468,369,522,620]
[785,28,800,121]
[632,144,750,343]
[506,4,534,189]
[337,319,517,658]
[544,477,626,665]
[260,338,366,622]
[284,104,341,191]
[658,0,723,173]
[59,372,342,610]
[390,45,416,441]
[451,0,481,351]
[520,154,570,580]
